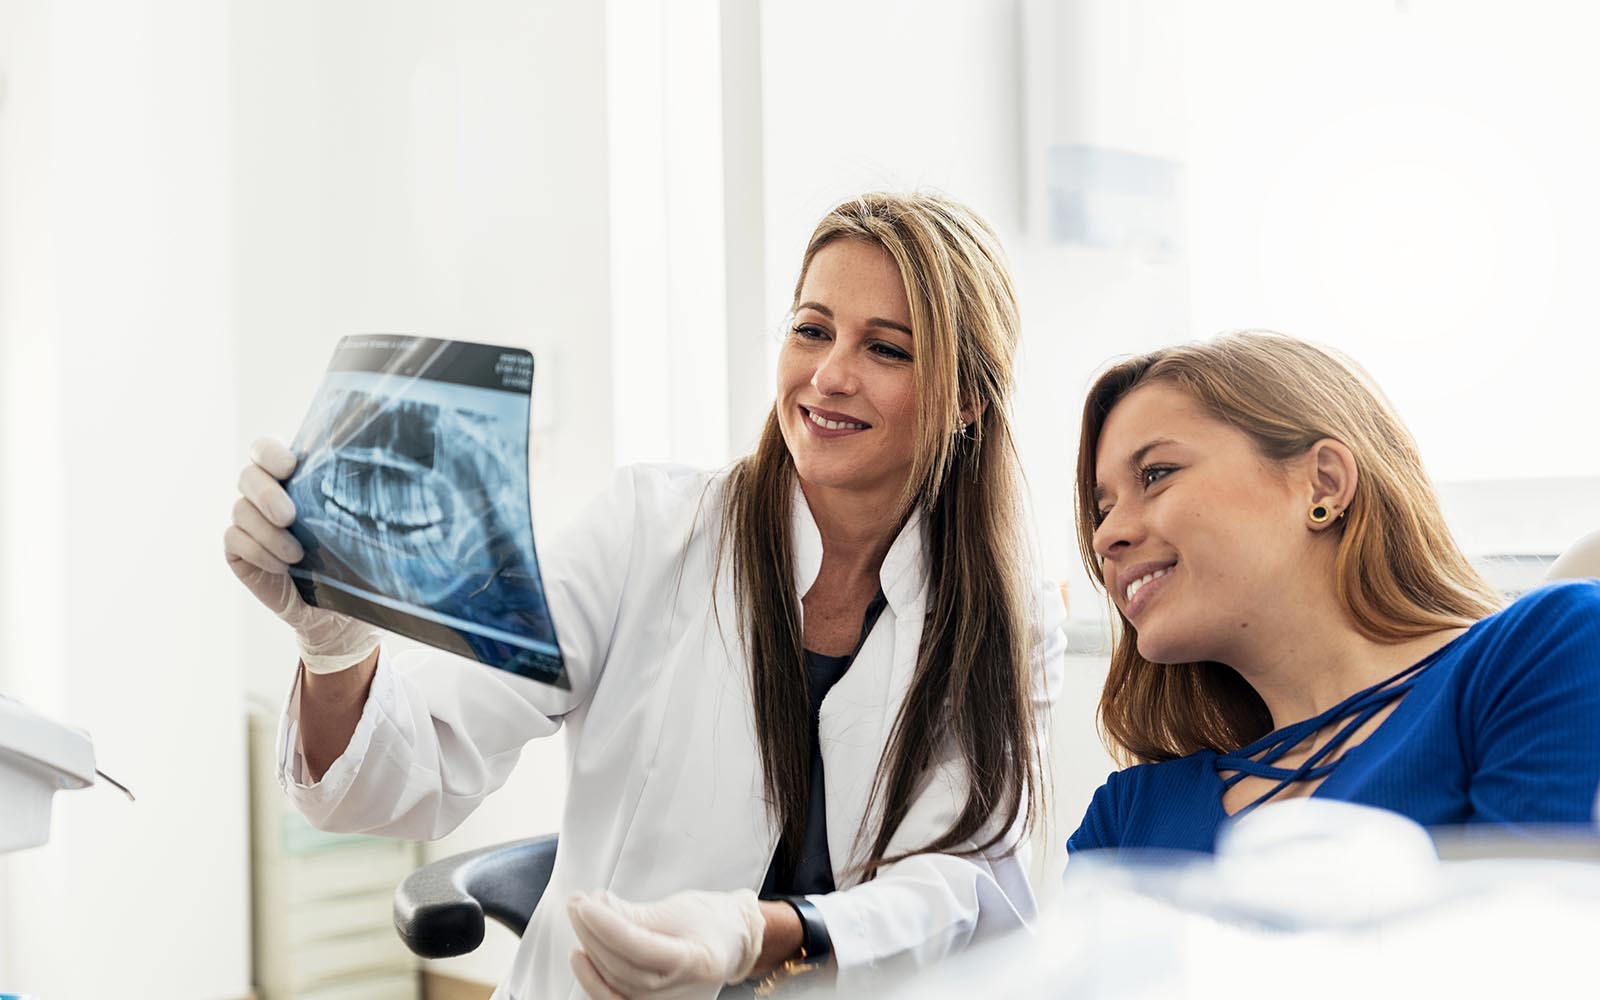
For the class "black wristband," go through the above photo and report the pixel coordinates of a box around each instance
[777,894,832,964]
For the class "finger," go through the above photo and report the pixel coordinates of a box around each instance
[570,950,629,1000]
[231,496,305,565]
[237,462,297,528]
[249,437,297,480]
[569,895,682,988]
[568,898,679,993]
[568,895,692,979]
[224,524,291,577]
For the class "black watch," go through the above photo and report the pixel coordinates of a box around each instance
[754,895,832,996]
[778,894,832,964]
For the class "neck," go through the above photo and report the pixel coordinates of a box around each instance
[1233,629,1394,729]
[797,477,907,584]
[1220,580,1460,729]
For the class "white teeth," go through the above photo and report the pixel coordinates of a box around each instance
[807,409,866,431]
[1125,567,1171,602]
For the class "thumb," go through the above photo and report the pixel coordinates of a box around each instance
[592,889,650,924]
[227,554,302,618]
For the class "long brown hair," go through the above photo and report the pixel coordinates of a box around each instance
[722,192,1041,877]
[1073,332,1502,765]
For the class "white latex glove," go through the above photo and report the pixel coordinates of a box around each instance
[223,437,379,674]
[566,888,765,1000]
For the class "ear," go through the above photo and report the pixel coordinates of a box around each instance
[957,395,988,428]
[1306,438,1358,530]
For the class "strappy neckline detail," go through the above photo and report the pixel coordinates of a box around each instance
[1213,637,1464,818]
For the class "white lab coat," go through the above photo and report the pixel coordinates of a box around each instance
[277,464,1067,999]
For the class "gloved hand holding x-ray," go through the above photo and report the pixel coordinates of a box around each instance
[279,334,565,688]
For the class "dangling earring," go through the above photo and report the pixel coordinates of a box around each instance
[1309,502,1333,523]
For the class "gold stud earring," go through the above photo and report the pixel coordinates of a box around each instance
[1309,502,1332,523]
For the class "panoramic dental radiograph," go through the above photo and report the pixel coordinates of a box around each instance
[285,336,565,687]
[298,391,505,603]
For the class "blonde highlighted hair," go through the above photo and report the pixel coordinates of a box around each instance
[724,192,1041,876]
[1074,332,1502,764]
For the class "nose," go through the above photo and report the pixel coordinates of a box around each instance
[1091,501,1142,563]
[811,342,859,397]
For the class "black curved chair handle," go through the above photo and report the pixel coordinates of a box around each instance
[393,834,559,959]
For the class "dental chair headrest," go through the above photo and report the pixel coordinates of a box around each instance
[1548,529,1600,582]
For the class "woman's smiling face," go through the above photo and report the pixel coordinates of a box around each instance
[777,239,920,501]
[1091,381,1317,666]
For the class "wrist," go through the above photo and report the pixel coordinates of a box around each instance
[300,650,379,704]
[298,636,380,675]
[751,899,805,977]
[752,896,832,995]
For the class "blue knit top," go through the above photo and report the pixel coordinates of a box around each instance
[1067,581,1600,855]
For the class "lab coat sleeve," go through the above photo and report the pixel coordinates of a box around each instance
[810,585,1069,987]
[808,758,1032,988]
[273,465,646,839]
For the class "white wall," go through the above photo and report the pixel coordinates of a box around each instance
[0,1,250,997]
[760,0,1028,303]
[1182,1,1600,483]
[606,0,772,469]
[228,0,615,987]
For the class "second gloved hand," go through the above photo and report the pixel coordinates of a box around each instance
[223,437,379,674]
[566,888,765,1000]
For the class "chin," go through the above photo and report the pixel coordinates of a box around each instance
[1132,626,1198,666]
[792,459,866,491]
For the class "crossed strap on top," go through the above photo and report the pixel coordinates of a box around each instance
[1213,645,1452,816]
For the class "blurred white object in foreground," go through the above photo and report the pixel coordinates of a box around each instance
[873,799,1600,1000]
[0,695,95,852]
[1210,798,1442,926]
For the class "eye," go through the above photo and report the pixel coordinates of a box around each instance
[1140,464,1177,489]
[869,341,912,362]
[1094,505,1112,526]
[792,323,830,341]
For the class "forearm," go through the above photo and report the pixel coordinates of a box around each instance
[298,648,380,781]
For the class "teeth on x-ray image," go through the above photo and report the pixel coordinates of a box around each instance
[284,336,565,688]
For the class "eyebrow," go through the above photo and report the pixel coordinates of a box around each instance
[1092,437,1182,505]
[795,301,914,338]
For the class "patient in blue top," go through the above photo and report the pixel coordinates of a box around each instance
[1066,332,1600,856]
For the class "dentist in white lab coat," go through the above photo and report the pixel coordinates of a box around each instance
[224,192,1066,1000]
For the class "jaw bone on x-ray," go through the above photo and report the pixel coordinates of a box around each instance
[285,335,566,688]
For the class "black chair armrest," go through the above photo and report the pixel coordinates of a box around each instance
[393,834,559,959]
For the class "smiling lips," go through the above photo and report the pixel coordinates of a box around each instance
[801,404,870,436]
[1117,560,1177,618]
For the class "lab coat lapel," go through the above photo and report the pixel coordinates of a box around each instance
[789,481,925,608]
[790,480,824,598]
[813,504,930,884]
[876,505,929,621]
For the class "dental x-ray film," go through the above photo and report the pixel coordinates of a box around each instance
[284,335,566,688]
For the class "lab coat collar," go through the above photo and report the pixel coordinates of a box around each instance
[789,480,929,616]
